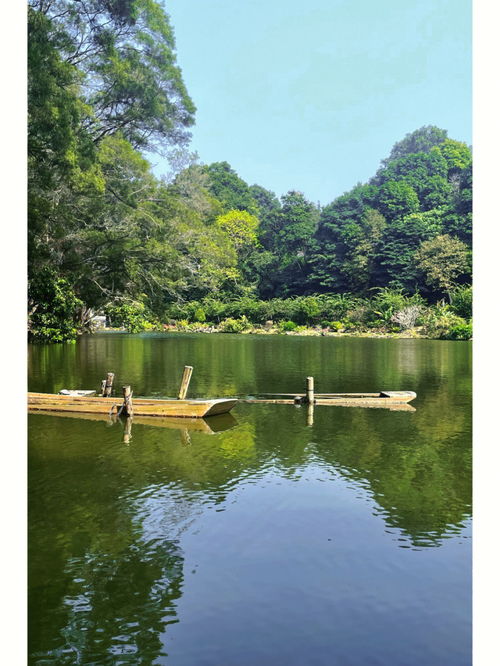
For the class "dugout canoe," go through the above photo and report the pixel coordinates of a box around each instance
[27,392,238,418]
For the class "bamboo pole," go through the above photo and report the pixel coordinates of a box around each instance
[307,402,314,427]
[306,376,315,405]
[122,385,133,417]
[178,365,193,400]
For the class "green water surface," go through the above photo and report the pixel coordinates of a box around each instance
[28,333,472,665]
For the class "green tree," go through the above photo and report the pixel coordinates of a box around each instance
[376,180,420,221]
[204,162,259,214]
[342,209,387,292]
[414,234,471,298]
[28,6,98,272]
[374,211,443,291]
[381,125,448,166]
[437,138,472,177]
[215,209,260,253]
[30,0,196,151]
[310,183,378,292]
[28,268,83,342]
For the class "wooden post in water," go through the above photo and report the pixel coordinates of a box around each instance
[100,379,107,397]
[306,376,315,405]
[122,385,133,417]
[178,366,193,400]
[103,372,115,397]
[307,402,314,427]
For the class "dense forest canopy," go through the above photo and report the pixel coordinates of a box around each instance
[28,0,472,342]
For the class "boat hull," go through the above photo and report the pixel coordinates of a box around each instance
[27,392,238,418]
[240,391,416,410]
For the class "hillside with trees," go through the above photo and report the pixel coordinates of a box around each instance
[28,0,472,342]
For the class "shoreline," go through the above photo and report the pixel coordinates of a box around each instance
[97,325,470,340]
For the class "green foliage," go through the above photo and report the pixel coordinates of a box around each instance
[193,307,206,323]
[369,288,421,323]
[437,139,472,176]
[219,316,250,333]
[381,126,448,166]
[449,285,473,319]
[30,0,196,151]
[28,268,83,343]
[204,162,258,214]
[279,321,298,332]
[377,181,420,221]
[444,321,473,340]
[422,306,469,339]
[215,209,260,252]
[105,301,158,333]
[414,234,471,295]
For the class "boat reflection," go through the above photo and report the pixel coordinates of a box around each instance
[28,408,239,442]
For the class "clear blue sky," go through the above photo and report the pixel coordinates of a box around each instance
[153,0,471,205]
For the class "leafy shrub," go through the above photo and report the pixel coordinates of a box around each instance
[449,285,472,319]
[194,307,206,322]
[345,305,371,327]
[330,321,344,331]
[423,306,469,339]
[293,296,321,325]
[441,321,472,340]
[279,320,298,332]
[219,316,250,333]
[370,288,424,325]
[105,301,158,333]
[28,268,83,343]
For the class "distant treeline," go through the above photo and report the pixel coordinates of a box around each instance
[28,0,472,343]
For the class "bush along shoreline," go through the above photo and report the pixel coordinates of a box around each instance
[29,287,472,342]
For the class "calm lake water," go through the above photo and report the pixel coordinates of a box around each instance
[28,333,472,665]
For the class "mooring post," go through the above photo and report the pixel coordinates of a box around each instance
[178,365,193,400]
[306,376,315,405]
[122,385,133,417]
[101,379,107,396]
[307,402,314,427]
[103,372,115,397]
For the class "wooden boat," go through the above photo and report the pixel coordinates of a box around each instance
[240,391,417,409]
[27,392,238,418]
